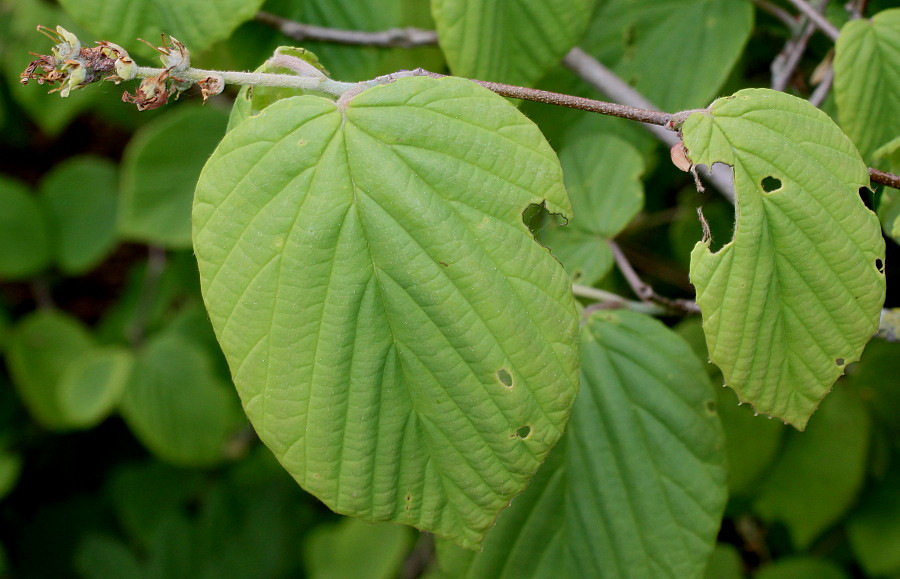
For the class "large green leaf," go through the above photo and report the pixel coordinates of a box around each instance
[846,466,900,576]
[39,156,119,274]
[431,0,596,86]
[57,0,264,55]
[437,310,726,577]
[119,106,229,249]
[541,134,645,285]
[193,76,579,548]
[753,387,870,548]
[581,0,754,110]
[682,88,886,429]
[834,8,900,161]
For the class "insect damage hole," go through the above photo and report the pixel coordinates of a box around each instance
[875,258,884,274]
[515,425,531,439]
[835,358,845,366]
[497,368,513,388]
[761,176,782,193]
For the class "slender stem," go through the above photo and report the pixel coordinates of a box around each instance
[127,245,167,346]
[30,278,55,310]
[255,11,439,48]
[572,284,669,316]
[771,0,828,91]
[808,62,834,107]
[784,0,842,40]
[134,65,357,96]
[609,241,701,314]
[753,0,801,30]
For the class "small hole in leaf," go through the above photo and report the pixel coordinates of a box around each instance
[761,176,781,193]
[875,258,884,273]
[836,358,845,366]
[497,368,513,388]
[516,425,531,439]
[705,400,717,415]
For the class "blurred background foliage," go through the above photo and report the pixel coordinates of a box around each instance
[0,0,897,577]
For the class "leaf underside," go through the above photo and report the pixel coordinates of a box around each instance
[193,76,579,548]
[682,88,886,429]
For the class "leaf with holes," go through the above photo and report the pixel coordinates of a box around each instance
[193,76,580,549]
[834,8,900,161]
[540,134,644,285]
[437,310,727,577]
[432,0,597,86]
[682,88,886,430]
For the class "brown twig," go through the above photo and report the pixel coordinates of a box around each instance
[753,0,801,30]
[785,0,842,40]
[871,168,900,190]
[255,11,438,48]
[609,241,701,315]
[771,0,828,91]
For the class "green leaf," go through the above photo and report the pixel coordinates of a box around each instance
[873,137,900,243]
[57,345,133,428]
[0,176,52,279]
[834,8,900,161]
[119,106,229,249]
[39,155,119,274]
[193,76,579,549]
[119,334,238,466]
[682,88,886,429]
[753,387,871,548]
[541,134,645,285]
[7,310,94,429]
[57,0,265,55]
[846,466,900,576]
[74,534,143,579]
[303,518,415,579]
[581,0,754,110]
[431,0,597,86]
[754,558,848,579]
[0,449,22,500]
[438,310,726,577]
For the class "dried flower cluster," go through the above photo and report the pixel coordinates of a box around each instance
[20,25,222,111]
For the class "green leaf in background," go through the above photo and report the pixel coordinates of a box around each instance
[0,449,22,500]
[7,310,94,429]
[57,346,133,429]
[0,176,51,279]
[119,334,238,466]
[581,0,754,110]
[753,387,870,549]
[267,0,444,82]
[438,310,726,578]
[754,557,849,579]
[119,106,229,249]
[56,0,265,55]
[873,137,900,243]
[846,466,900,576]
[38,156,119,275]
[702,544,744,579]
[834,8,900,162]
[194,76,579,548]
[74,534,143,579]
[432,0,596,86]
[847,338,900,449]
[541,134,645,285]
[303,518,414,579]
[682,88,886,429]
